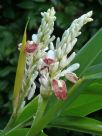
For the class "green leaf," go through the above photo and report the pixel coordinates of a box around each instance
[13,21,29,112]
[83,81,102,95]
[92,51,102,65]
[62,71,102,117]
[5,128,29,136]
[63,93,102,117]
[1,97,37,135]
[14,96,38,126]
[84,63,102,75]
[4,128,47,136]
[40,131,48,136]
[84,73,102,80]
[72,28,102,76]
[48,116,102,135]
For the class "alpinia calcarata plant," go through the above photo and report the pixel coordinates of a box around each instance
[1,7,102,136]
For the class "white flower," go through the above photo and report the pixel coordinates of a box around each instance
[22,8,93,101]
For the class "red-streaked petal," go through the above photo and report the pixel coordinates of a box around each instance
[43,50,55,65]
[65,73,78,83]
[43,58,55,65]
[25,41,38,53]
[51,79,67,100]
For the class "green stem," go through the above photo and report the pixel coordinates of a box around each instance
[27,95,48,136]
[26,78,86,136]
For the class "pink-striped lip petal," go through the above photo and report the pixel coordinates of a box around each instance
[51,79,67,100]
[43,58,55,65]
[25,41,38,53]
[65,73,78,83]
[43,50,55,65]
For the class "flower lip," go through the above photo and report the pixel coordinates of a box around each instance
[51,79,67,100]
[25,41,38,53]
[43,58,55,65]
[65,73,78,84]
[43,50,55,65]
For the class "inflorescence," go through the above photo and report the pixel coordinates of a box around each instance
[18,7,93,101]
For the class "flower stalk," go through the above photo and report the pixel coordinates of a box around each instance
[27,95,49,136]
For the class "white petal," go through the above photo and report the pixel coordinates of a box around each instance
[18,43,22,50]
[50,42,54,50]
[56,47,62,59]
[66,63,80,73]
[60,56,67,68]
[62,63,80,75]
[57,80,63,87]
[66,52,76,65]
[39,75,49,88]
[28,40,33,44]
[32,34,38,43]
[27,83,36,100]
[18,43,22,48]
[47,50,55,59]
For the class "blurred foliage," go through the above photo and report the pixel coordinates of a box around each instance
[0,0,102,135]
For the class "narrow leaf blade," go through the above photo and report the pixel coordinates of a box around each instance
[13,21,29,111]
[49,116,102,135]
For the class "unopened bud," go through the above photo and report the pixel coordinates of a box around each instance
[25,41,38,53]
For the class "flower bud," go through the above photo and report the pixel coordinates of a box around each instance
[65,73,78,83]
[51,79,67,100]
[25,41,38,53]
[43,50,55,65]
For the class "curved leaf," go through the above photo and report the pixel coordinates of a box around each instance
[84,63,102,75]
[63,93,102,117]
[48,116,102,135]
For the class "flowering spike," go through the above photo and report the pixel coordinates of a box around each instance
[19,8,93,103]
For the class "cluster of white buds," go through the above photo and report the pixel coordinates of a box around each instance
[19,8,93,101]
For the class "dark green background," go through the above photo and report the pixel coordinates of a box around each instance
[0,0,102,135]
